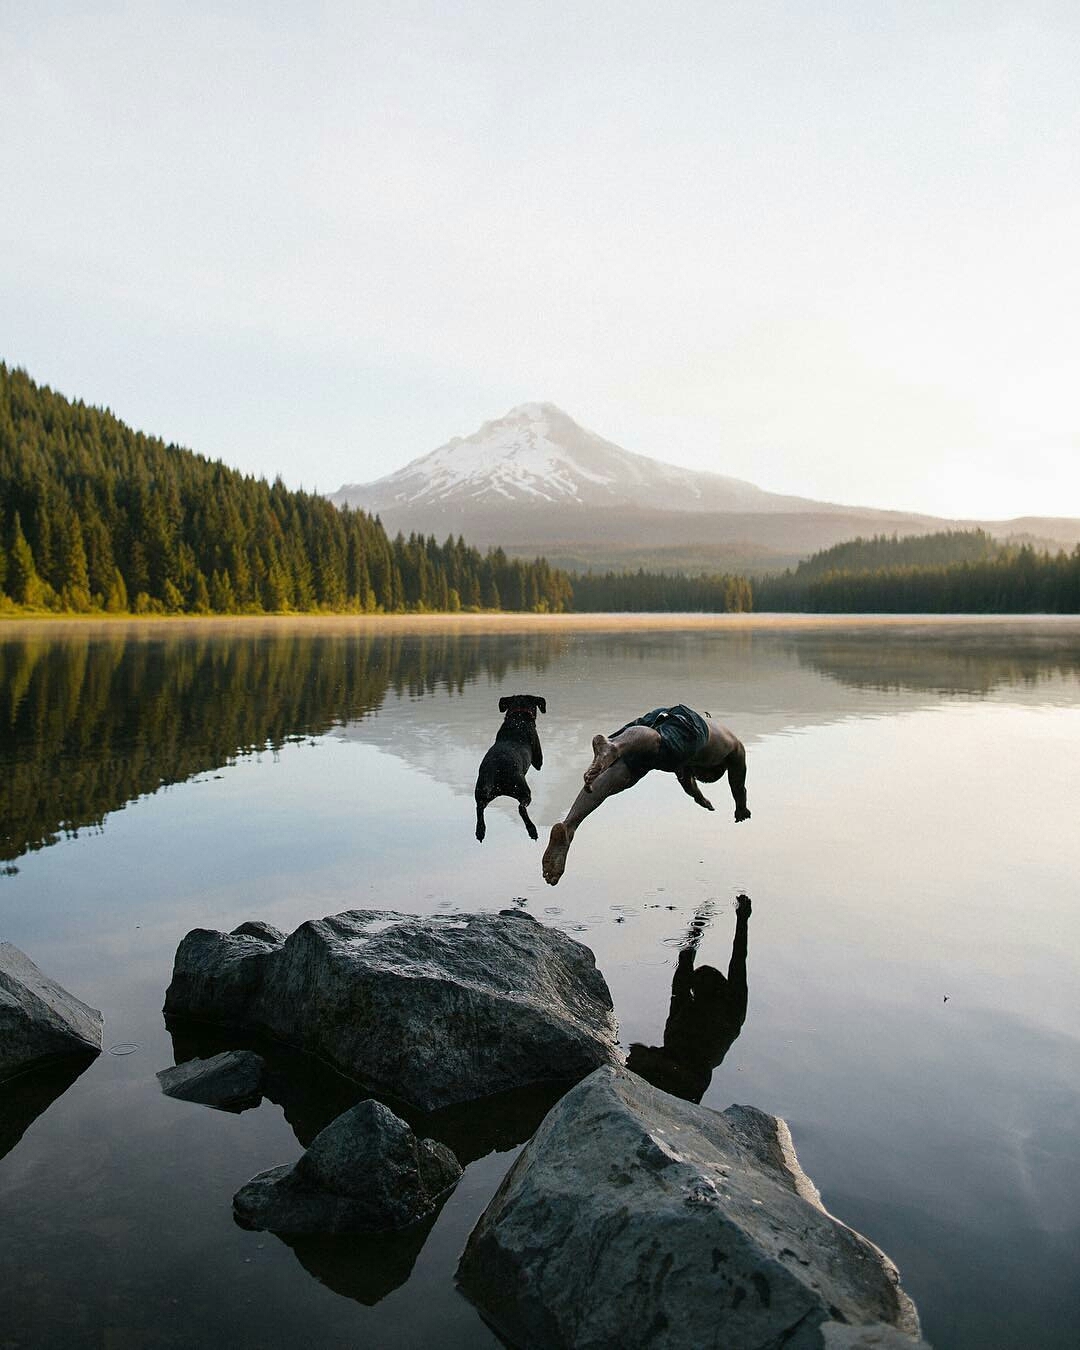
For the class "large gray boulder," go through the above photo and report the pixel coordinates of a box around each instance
[156,1050,266,1112]
[234,1098,462,1234]
[0,943,103,1083]
[458,1066,929,1350]
[163,909,618,1111]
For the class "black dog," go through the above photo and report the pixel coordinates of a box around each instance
[474,695,546,842]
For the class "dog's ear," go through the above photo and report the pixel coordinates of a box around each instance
[498,696,511,713]
[534,696,547,714]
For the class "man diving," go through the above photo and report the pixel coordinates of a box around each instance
[541,704,750,886]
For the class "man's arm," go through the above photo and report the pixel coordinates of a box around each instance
[727,894,750,991]
[675,767,714,811]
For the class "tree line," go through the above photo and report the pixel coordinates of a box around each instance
[0,364,573,616]
[569,568,752,612]
[754,530,1080,613]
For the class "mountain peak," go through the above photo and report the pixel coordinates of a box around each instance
[501,401,563,421]
[331,403,795,518]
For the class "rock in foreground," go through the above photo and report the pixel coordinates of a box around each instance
[164,909,618,1111]
[0,942,103,1083]
[156,1050,266,1112]
[458,1067,928,1350]
[234,1098,462,1234]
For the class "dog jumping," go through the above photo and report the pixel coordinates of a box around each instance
[474,694,547,842]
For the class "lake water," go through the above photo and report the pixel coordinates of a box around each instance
[2,615,1079,1349]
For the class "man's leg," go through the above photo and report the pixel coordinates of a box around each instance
[542,759,645,885]
[583,724,663,789]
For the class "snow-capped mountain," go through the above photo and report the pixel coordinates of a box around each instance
[328,403,1079,573]
[331,402,815,516]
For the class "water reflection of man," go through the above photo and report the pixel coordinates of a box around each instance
[626,895,750,1105]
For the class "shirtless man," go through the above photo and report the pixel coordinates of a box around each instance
[541,704,750,886]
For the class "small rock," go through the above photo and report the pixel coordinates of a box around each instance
[234,1098,462,1234]
[156,1050,266,1112]
[0,942,103,1083]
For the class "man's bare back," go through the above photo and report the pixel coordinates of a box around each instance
[542,706,750,886]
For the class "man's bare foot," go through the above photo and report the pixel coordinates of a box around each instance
[542,823,572,885]
[583,734,620,791]
[735,806,751,822]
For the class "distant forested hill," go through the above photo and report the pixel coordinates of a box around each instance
[785,529,1004,578]
[0,364,572,614]
[754,530,1080,612]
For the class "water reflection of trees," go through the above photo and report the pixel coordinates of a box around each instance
[0,629,567,864]
[787,627,1080,697]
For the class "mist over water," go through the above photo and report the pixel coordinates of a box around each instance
[2,617,1079,1348]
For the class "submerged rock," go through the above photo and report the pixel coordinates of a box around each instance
[164,909,618,1111]
[0,942,103,1083]
[458,1066,929,1350]
[234,1098,462,1234]
[156,1050,266,1112]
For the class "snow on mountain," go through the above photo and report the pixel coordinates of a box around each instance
[331,403,814,516]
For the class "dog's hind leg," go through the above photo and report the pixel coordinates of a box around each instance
[511,783,539,840]
[517,800,539,840]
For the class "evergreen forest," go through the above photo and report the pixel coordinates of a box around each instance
[754,530,1080,613]
[0,364,573,616]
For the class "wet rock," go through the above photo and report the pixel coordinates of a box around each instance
[458,1066,929,1350]
[822,1325,931,1349]
[234,1098,462,1234]
[0,942,103,1083]
[164,909,618,1111]
[156,1050,266,1112]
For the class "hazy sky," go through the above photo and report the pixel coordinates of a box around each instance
[2,2,1078,519]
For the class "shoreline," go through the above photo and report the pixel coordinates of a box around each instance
[3,610,1080,639]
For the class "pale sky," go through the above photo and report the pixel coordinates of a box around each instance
[2,1,1078,520]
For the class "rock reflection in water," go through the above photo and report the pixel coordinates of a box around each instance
[277,1216,444,1307]
[0,1054,98,1162]
[626,895,750,1104]
[167,1019,569,1166]
[164,1020,568,1305]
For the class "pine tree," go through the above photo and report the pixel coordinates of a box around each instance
[60,512,93,611]
[105,567,129,613]
[8,512,48,607]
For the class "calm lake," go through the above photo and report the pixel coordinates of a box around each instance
[2,615,1079,1349]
